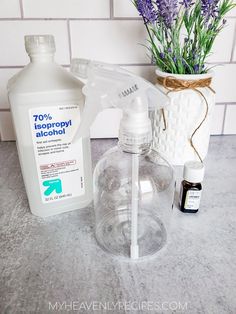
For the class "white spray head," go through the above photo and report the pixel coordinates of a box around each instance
[71,58,170,153]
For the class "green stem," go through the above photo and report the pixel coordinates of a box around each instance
[144,22,160,62]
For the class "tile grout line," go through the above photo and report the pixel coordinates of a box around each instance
[119,63,153,66]
[0,17,141,21]
[1,62,236,68]
[230,21,236,62]
[0,16,235,21]
[0,64,70,69]
[112,17,141,21]
[19,0,24,19]
[0,65,24,69]
[221,104,227,134]
[2,62,236,68]
[216,102,236,105]
[0,63,154,68]
[207,61,236,65]
[0,17,113,21]
[1,103,235,113]
[67,20,72,62]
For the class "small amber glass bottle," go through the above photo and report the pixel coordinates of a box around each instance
[179,161,205,213]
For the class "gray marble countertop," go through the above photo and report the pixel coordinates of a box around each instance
[0,136,236,314]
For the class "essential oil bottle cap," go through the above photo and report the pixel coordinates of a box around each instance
[183,161,205,183]
[25,35,55,55]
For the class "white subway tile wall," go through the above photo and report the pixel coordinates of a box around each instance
[213,64,236,103]
[0,68,19,109]
[23,0,110,18]
[0,0,236,141]
[0,21,70,66]
[224,105,236,134]
[227,6,236,17]
[0,0,21,18]
[210,105,225,135]
[70,20,148,64]
[0,112,15,141]
[113,0,139,18]
[207,19,235,63]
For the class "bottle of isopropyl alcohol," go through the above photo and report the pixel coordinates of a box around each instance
[8,35,93,217]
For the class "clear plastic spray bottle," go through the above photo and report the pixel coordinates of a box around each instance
[71,59,175,260]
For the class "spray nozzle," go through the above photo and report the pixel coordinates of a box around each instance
[71,59,170,152]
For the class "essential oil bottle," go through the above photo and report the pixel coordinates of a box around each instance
[179,161,205,213]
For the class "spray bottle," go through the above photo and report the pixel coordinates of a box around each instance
[8,36,93,217]
[71,59,175,260]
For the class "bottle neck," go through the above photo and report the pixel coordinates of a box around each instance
[29,53,55,63]
[183,180,202,188]
[118,140,151,154]
[118,121,152,154]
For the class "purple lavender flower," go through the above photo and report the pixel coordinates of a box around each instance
[201,0,220,23]
[194,64,199,73]
[208,23,213,30]
[136,0,157,24]
[180,0,194,9]
[155,0,178,28]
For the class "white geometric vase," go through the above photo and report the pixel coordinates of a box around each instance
[152,69,215,165]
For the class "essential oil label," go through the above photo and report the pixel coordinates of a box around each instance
[29,105,85,203]
[184,190,202,210]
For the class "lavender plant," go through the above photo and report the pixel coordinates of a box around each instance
[133,0,236,74]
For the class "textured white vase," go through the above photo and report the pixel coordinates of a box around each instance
[152,69,215,165]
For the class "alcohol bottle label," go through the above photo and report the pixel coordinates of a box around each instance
[184,190,202,210]
[29,104,85,203]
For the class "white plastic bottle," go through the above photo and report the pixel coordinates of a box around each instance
[8,35,93,217]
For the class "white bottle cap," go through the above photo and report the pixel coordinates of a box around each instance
[24,35,55,55]
[183,161,205,183]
